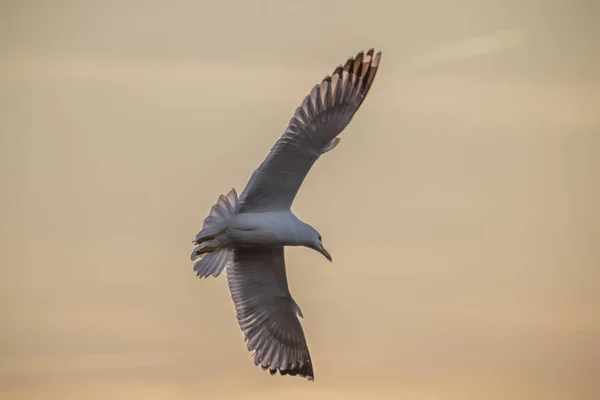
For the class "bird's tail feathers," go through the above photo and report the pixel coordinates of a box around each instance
[191,188,238,278]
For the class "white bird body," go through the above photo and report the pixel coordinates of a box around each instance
[189,49,382,381]
[226,211,317,248]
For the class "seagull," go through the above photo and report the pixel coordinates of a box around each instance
[190,49,382,381]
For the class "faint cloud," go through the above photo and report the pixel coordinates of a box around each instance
[402,29,527,71]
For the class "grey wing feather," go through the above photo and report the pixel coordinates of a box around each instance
[239,49,382,212]
[226,247,314,380]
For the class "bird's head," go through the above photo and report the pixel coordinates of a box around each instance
[308,229,332,262]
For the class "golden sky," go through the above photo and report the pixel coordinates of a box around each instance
[1,1,599,399]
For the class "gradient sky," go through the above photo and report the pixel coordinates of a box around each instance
[1,1,599,399]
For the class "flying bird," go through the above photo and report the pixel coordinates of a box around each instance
[190,49,382,381]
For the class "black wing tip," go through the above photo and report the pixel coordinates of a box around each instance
[331,48,382,76]
[256,356,314,381]
[328,48,382,99]
[320,49,382,91]
[263,362,314,381]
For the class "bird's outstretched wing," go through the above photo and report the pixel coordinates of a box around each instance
[239,49,382,212]
[226,246,314,380]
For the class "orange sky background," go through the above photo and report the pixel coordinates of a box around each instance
[1,1,599,399]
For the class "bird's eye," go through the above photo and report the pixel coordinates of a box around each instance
[318,235,322,242]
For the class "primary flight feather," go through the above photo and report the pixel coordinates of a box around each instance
[190,48,382,381]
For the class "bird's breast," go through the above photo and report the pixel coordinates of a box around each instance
[227,211,302,247]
